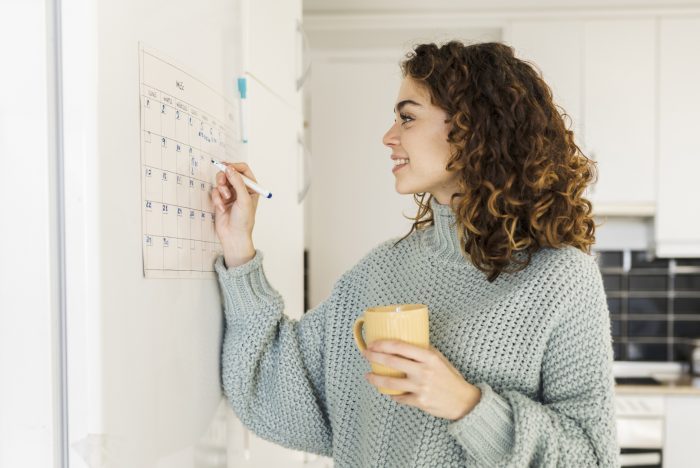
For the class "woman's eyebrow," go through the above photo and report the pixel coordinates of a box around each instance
[393,100,422,113]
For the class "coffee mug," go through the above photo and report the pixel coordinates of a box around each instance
[353,303,430,395]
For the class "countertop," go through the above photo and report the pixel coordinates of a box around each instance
[615,375,700,395]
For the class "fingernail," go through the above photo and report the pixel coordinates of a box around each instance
[226,167,236,175]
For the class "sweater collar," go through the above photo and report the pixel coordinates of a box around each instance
[421,197,471,267]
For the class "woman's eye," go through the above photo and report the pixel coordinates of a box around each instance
[399,113,413,125]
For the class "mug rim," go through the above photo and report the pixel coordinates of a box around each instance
[365,303,428,314]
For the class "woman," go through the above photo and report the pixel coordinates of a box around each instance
[210,41,619,467]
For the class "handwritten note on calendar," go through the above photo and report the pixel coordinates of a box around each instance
[139,44,240,278]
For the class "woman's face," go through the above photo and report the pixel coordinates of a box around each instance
[382,77,460,205]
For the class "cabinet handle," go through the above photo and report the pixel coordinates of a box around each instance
[297,133,312,203]
[296,19,311,91]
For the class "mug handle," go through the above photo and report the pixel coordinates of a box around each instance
[353,316,367,352]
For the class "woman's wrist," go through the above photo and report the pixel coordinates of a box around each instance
[454,383,482,420]
[222,235,256,268]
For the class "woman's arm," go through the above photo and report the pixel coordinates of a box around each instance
[446,255,620,467]
[215,250,350,457]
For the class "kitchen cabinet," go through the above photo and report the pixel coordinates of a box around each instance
[654,17,700,257]
[505,20,584,146]
[506,18,657,216]
[615,388,700,467]
[583,19,656,212]
[664,394,700,467]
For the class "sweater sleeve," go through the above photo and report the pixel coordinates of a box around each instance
[446,255,620,467]
[215,250,345,457]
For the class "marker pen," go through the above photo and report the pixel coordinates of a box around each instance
[237,77,248,143]
[210,158,272,199]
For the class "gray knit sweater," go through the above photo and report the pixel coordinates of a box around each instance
[214,197,619,467]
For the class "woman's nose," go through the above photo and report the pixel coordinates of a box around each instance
[382,121,400,147]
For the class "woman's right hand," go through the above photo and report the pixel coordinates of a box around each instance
[211,162,260,268]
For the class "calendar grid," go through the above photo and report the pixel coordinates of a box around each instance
[139,45,240,278]
[141,50,238,130]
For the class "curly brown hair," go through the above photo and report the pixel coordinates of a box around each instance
[394,41,599,282]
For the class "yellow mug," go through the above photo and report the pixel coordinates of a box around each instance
[353,304,430,395]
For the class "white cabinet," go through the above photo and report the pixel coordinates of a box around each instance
[247,0,303,109]
[614,392,700,467]
[583,19,656,211]
[505,20,584,142]
[506,18,657,216]
[664,395,700,467]
[655,17,700,257]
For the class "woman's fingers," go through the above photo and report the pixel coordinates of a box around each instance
[365,373,417,394]
[226,162,257,183]
[211,187,224,211]
[211,186,226,212]
[218,183,231,200]
[363,349,422,376]
[215,162,261,203]
[224,167,252,206]
[216,162,256,194]
[216,171,229,188]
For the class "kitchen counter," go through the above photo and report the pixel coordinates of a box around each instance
[615,375,700,395]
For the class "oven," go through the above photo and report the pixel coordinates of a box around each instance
[616,394,665,467]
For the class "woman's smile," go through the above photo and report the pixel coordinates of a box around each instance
[392,157,410,173]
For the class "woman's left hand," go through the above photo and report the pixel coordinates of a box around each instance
[362,340,482,421]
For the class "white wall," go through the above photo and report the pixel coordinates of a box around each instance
[0,1,61,467]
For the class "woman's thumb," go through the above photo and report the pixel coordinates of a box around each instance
[225,166,251,206]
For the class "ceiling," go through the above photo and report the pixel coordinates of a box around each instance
[304,0,700,14]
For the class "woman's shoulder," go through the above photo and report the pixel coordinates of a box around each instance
[531,245,604,303]
[532,244,598,271]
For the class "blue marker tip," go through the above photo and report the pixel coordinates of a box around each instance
[237,77,247,99]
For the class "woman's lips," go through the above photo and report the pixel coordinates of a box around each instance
[392,161,409,174]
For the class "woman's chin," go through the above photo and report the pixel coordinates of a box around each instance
[394,183,411,195]
[395,180,425,195]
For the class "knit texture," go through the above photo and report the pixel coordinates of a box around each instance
[215,197,619,467]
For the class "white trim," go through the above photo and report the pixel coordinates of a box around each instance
[47,0,69,465]
[593,203,656,217]
[619,451,662,466]
[310,48,405,61]
[656,242,700,257]
[304,9,700,31]
[613,361,685,377]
